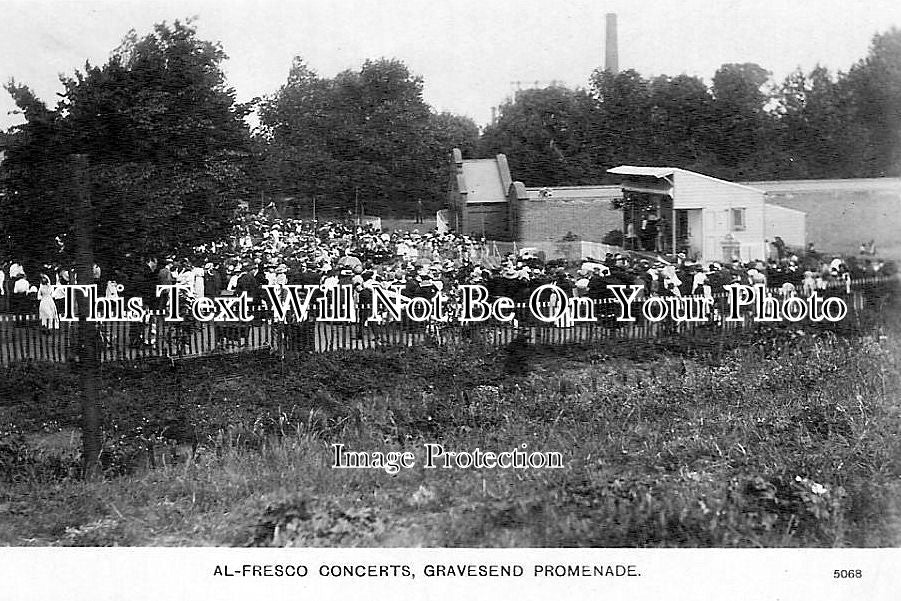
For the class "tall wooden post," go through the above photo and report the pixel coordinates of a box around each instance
[71,154,102,479]
[672,205,678,257]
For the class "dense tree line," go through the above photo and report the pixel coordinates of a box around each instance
[482,28,901,185]
[1,22,899,264]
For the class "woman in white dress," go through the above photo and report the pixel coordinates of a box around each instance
[37,273,59,332]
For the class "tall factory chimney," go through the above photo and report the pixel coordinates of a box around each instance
[605,13,619,73]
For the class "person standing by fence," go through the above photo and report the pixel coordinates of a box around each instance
[37,273,59,333]
[53,269,70,316]
[12,271,30,327]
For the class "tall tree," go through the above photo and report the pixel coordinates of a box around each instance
[0,83,67,267]
[480,85,599,186]
[1,20,255,268]
[430,112,480,160]
[709,62,778,179]
[259,57,477,216]
[646,74,719,171]
[773,65,872,178]
[842,28,901,176]
[589,69,653,167]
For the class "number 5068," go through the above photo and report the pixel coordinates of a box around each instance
[834,570,863,578]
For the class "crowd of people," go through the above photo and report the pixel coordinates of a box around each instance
[0,207,894,343]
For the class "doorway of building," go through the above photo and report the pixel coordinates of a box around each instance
[676,209,703,260]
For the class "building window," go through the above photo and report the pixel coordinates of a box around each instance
[731,208,746,231]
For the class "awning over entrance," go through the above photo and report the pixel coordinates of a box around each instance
[607,166,676,178]
[607,165,675,197]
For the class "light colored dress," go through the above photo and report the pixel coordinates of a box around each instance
[38,283,59,329]
[193,267,205,298]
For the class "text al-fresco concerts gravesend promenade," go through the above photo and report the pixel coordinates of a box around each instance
[210,562,642,578]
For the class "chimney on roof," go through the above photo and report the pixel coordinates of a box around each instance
[605,13,619,74]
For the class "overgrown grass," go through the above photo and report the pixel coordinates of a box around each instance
[1,297,899,547]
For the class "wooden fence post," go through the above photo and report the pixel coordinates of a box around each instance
[71,154,102,479]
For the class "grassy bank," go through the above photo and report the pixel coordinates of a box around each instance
[1,314,900,547]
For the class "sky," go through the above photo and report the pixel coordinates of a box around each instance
[1,0,901,132]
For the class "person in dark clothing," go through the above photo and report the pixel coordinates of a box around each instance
[235,267,260,301]
[553,269,573,297]
[640,213,659,251]
[586,271,607,301]
[509,275,532,326]
[403,272,420,300]
[156,258,175,317]
[770,236,785,261]
[291,265,322,350]
[301,265,322,287]
[254,261,268,289]
[355,272,375,340]
[286,264,303,286]
[705,264,732,322]
[218,261,231,294]
[203,263,222,298]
